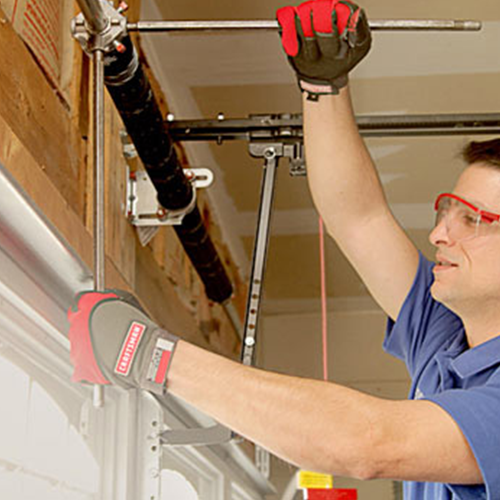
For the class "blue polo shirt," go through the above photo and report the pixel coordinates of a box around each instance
[384,253,500,500]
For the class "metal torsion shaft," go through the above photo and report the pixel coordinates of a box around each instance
[75,0,109,33]
[127,19,482,32]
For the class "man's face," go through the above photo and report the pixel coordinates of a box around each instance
[429,163,500,314]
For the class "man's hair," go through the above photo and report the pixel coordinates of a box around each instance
[462,139,500,168]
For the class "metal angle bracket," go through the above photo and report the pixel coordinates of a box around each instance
[152,393,235,447]
[126,167,214,226]
[159,423,233,447]
[241,142,281,366]
[242,140,305,364]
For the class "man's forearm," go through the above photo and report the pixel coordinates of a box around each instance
[167,340,384,479]
[68,293,482,484]
[304,87,390,237]
[167,341,482,485]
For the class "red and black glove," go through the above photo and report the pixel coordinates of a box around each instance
[68,290,179,395]
[277,0,371,100]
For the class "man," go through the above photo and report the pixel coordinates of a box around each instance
[68,1,500,498]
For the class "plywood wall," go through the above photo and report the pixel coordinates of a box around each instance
[0,0,244,358]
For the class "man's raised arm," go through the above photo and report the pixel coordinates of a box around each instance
[278,0,419,319]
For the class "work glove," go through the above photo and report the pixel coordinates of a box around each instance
[277,0,372,100]
[68,290,179,395]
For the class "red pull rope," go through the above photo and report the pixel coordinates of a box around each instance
[319,217,329,381]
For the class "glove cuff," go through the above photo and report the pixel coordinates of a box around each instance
[298,75,348,101]
[136,328,179,395]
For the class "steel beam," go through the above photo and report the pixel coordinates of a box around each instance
[127,19,481,32]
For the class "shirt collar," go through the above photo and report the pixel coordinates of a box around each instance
[450,335,500,379]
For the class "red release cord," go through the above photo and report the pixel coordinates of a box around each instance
[319,217,329,381]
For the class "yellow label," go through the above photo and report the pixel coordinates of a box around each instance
[297,470,333,489]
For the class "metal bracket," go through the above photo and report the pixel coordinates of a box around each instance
[241,141,306,366]
[151,394,235,447]
[248,134,306,177]
[255,445,271,479]
[288,142,306,177]
[126,167,214,226]
[160,423,233,447]
[71,1,128,55]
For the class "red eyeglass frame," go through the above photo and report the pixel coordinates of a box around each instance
[434,193,500,225]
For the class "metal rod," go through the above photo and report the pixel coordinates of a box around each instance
[127,19,482,32]
[93,49,106,295]
[93,48,106,408]
[76,0,109,34]
[241,147,279,367]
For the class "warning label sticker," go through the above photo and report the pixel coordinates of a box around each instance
[298,470,334,490]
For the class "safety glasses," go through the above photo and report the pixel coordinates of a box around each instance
[434,193,500,241]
